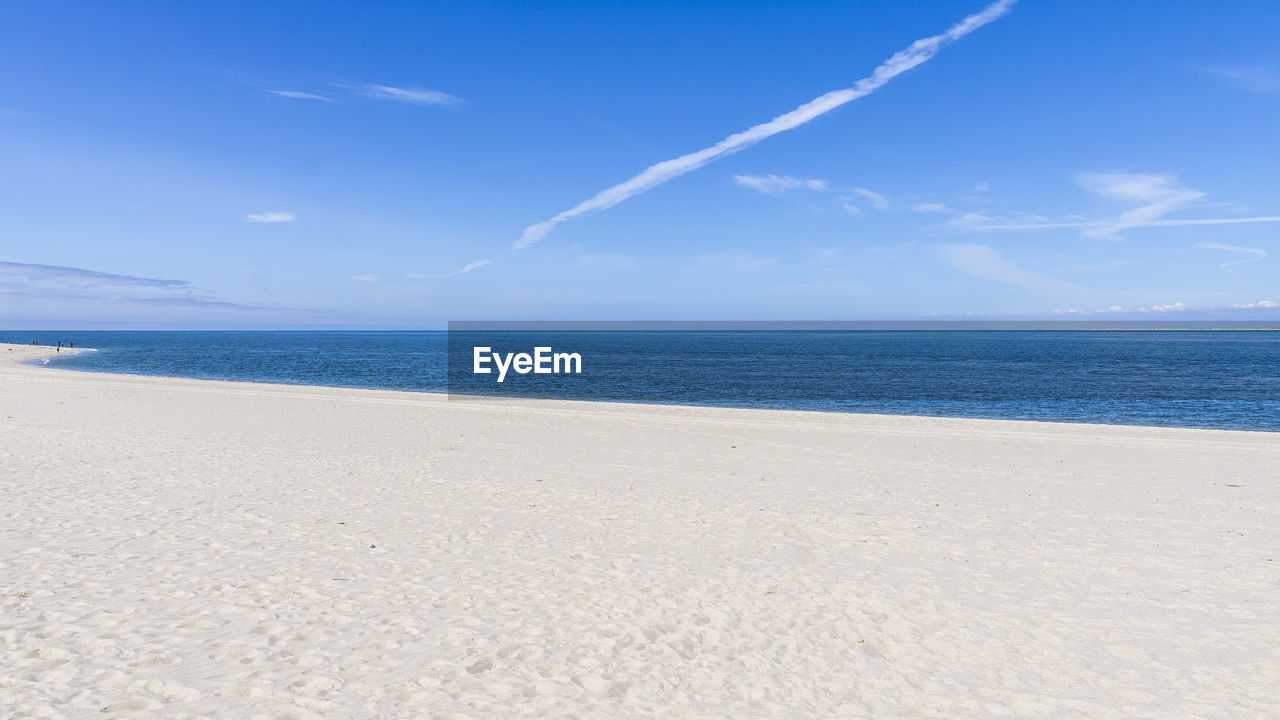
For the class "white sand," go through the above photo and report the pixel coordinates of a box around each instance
[1,342,1277,719]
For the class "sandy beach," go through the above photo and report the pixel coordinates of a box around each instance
[2,341,1277,719]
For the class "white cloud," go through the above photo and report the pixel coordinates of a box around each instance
[440,259,491,277]
[1194,241,1267,270]
[912,202,948,213]
[0,262,280,311]
[0,283,267,311]
[732,174,828,195]
[936,243,1079,294]
[949,211,999,228]
[268,89,335,102]
[850,187,890,210]
[363,84,462,106]
[1074,173,1203,238]
[244,211,296,223]
[1123,302,1187,313]
[514,0,1017,249]
[1059,301,1280,315]
[349,273,380,282]
[1204,66,1280,95]
[0,261,189,289]
[963,214,1280,233]
[1055,300,1280,316]
[959,181,993,202]
[954,173,1280,238]
[838,187,890,214]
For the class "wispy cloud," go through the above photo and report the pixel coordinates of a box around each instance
[0,262,288,312]
[515,0,1017,249]
[958,181,992,203]
[0,261,189,289]
[936,243,1080,294]
[268,89,336,102]
[128,295,270,310]
[961,214,1280,233]
[1195,241,1267,270]
[732,174,829,195]
[244,211,297,223]
[438,259,491,277]
[362,84,462,106]
[954,173,1280,238]
[1054,300,1280,316]
[735,175,899,215]
[851,187,890,211]
[1203,66,1280,95]
[912,202,948,213]
[0,284,273,311]
[349,273,380,282]
[1055,302,1185,314]
[1074,173,1203,238]
[267,84,462,105]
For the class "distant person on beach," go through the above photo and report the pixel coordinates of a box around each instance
[57,341,62,352]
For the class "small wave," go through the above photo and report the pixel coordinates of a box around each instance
[22,347,98,367]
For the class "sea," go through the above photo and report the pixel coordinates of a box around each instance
[9,327,1280,432]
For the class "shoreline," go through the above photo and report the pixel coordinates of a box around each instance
[3,341,1278,717]
[13,342,1279,436]
[18,346,97,366]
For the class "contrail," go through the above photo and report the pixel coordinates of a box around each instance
[515,0,1017,249]
[1195,241,1267,271]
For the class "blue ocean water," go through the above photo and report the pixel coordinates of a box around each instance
[10,329,1280,431]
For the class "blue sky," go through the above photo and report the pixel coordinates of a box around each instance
[2,0,1278,328]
